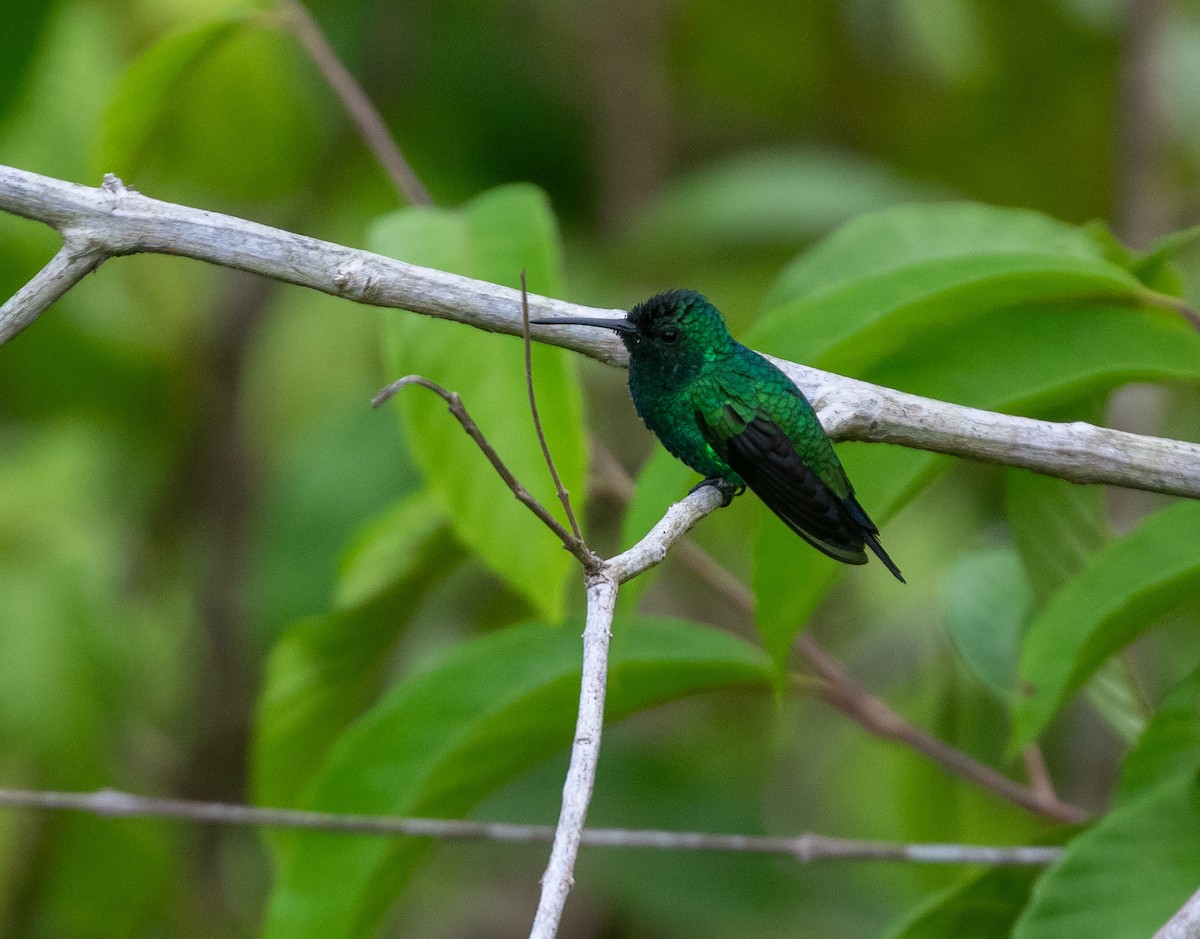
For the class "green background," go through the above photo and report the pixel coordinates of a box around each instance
[3,0,1200,936]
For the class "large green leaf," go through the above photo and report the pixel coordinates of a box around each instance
[761,202,1122,305]
[627,148,941,254]
[370,184,586,623]
[0,0,54,124]
[754,202,1159,374]
[94,14,322,199]
[742,202,1200,672]
[94,13,253,177]
[1011,501,1200,751]
[1013,773,1200,939]
[260,618,770,939]
[251,494,461,808]
[883,865,1043,939]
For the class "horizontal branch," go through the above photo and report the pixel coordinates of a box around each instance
[2,163,1197,498]
[0,788,1062,866]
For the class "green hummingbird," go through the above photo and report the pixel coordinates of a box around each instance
[535,290,904,582]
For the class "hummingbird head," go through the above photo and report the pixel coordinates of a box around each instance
[533,290,735,382]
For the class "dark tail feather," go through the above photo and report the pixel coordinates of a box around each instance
[863,529,905,583]
[845,495,905,583]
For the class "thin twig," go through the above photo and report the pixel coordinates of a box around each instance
[521,270,584,543]
[276,0,432,206]
[0,788,1061,865]
[0,236,105,343]
[1021,746,1057,804]
[1115,0,1166,249]
[795,636,1088,824]
[372,374,599,571]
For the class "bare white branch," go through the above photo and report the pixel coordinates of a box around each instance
[530,485,724,937]
[529,574,618,939]
[0,236,106,343]
[0,787,1061,865]
[2,163,1197,498]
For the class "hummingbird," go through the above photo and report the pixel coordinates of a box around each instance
[534,290,904,582]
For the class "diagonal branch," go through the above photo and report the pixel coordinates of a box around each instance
[1,164,1197,499]
[372,374,599,571]
[796,637,1088,824]
[276,0,432,206]
[0,235,106,343]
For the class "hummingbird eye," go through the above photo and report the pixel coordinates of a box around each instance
[660,328,679,345]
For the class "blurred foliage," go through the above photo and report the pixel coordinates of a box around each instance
[4,0,1200,937]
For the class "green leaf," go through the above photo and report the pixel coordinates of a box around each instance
[744,203,1200,672]
[941,548,1032,698]
[252,495,461,808]
[94,13,252,177]
[332,495,457,613]
[1133,223,1200,289]
[1013,773,1200,939]
[94,15,323,199]
[261,618,770,939]
[763,202,1117,307]
[1012,501,1200,751]
[0,0,55,125]
[627,148,941,255]
[883,864,1043,939]
[369,184,586,623]
[1117,665,1200,806]
[754,202,1151,374]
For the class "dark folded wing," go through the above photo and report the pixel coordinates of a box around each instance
[723,414,869,566]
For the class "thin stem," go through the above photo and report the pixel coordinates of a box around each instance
[0,788,1060,866]
[795,637,1088,824]
[276,0,432,206]
[521,270,584,543]
[1021,746,1057,804]
[372,374,599,571]
[1115,0,1166,249]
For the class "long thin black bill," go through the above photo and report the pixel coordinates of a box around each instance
[529,315,636,335]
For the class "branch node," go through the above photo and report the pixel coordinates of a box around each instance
[101,172,129,195]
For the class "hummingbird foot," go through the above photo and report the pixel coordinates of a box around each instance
[690,477,744,508]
